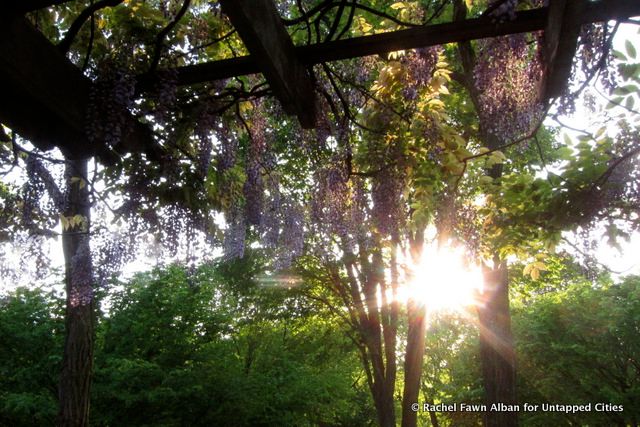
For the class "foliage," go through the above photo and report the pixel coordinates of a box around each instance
[0,287,64,426]
[420,312,484,427]
[514,275,640,426]
[0,262,372,427]
[93,262,373,426]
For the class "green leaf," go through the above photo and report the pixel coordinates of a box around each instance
[612,49,627,61]
[556,146,573,161]
[625,40,637,59]
[625,96,635,110]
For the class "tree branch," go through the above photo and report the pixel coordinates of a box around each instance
[57,0,123,54]
[149,0,192,73]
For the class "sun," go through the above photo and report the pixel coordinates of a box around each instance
[399,243,483,312]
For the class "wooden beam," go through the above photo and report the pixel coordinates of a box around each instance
[0,16,159,160]
[218,0,316,128]
[298,7,548,64]
[540,0,640,100]
[138,7,547,87]
[539,0,568,101]
[543,0,583,100]
[542,0,567,68]
[0,16,89,156]
[6,0,638,156]
[581,0,640,22]
[145,0,639,88]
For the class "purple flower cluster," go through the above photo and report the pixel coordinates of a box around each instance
[473,34,544,141]
[86,65,136,147]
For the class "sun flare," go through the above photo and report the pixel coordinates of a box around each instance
[399,243,483,312]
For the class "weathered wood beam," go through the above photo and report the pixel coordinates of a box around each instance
[539,0,568,101]
[545,1,584,100]
[0,16,89,156]
[299,7,548,64]
[144,0,639,87]
[541,0,640,101]
[218,0,316,128]
[137,7,547,87]
[542,0,567,69]
[0,16,158,160]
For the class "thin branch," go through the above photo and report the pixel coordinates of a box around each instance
[321,63,351,121]
[533,135,547,169]
[570,22,620,99]
[349,161,396,177]
[320,64,387,135]
[12,140,66,165]
[81,0,96,72]
[423,0,448,25]
[594,84,640,116]
[284,1,421,28]
[551,114,596,139]
[338,2,422,27]
[325,64,409,123]
[283,0,334,26]
[301,291,354,327]
[480,0,511,18]
[462,117,545,163]
[57,0,123,53]
[235,102,253,141]
[295,0,313,45]
[561,237,634,274]
[174,29,236,59]
[593,145,640,190]
[336,1,357,40]
[149,0,192,73]
[453,106,550,192]
[325,0,347,42]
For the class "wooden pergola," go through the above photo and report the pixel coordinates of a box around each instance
[1,0,639,159]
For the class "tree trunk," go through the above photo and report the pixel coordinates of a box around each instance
[365,320,397,427]
[476,263,518,427]
[58,158,94,427]
[374,386,397,427]
[401,299,427,427]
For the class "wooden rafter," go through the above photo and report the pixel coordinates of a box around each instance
[218,0,317,128]
[139,0,640,106]
[138,7,548,89]
[0,16,158,160]
[2,0,639,157]
[542,0,583,100]
[0,16,88,155]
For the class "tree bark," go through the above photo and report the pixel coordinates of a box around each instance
[401,299,427,427]
[476,263,518,427]
[373,385,397,427]
[58,158,94,427]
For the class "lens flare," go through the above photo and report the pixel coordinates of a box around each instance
[399,243,483,312]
